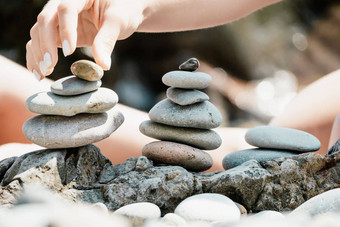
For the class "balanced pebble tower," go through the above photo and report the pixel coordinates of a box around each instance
[23,60,124,148]
[139,58,223,172]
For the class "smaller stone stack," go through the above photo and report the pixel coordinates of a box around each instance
[139,58,223,172]
[23,60,124,149]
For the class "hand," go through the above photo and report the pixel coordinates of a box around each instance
[26,0,146,79]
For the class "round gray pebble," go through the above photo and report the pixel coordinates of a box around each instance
[139,120,221,150]
[222,148,297,170]
[162,71,211,89]
[245,126,321,152]
[71,60,104,81]
[166,87,209,106]
[51,75,102,96]
[26,88,118,116]
[149,99,222,129]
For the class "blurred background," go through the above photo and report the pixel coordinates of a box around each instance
[1,0,340,128]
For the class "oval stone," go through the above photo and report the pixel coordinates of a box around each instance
[179,57,200,71]
[245,126,321,152]
[22,109,124,148]
[222,148,297,170]
[142,141,213,172]
[139,120,221,150]
[26,88,118,116]
[162,71,211,89]
[174,193,241,223]
[71,60,104,81]
[149,99,222,129]
[166,87,209,106]
[51,75,102,96]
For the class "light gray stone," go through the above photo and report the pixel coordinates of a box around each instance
[139,120,221,150]
[149,99,222,129]
[142,141,213,172]
[26,88,118,116]
[162,213,187,226]
[22,109,124,148]
[51,75,102,96]
[179,58,200,72]
[174,193,241,223]
[162,71,211,89]
[253,210,285,219]
[245,126,321,152]
[71,60,104,81]
[166,87,209,106]
[222,148,297,170]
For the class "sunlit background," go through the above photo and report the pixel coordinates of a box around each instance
[1,0,340,127]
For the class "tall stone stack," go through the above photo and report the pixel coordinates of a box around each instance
[23,60,124,149]
[139,58,223,172]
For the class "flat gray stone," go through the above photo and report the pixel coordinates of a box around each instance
[71,60,104,81]
[149,99,222,129]
[142,141,213,172]
[162,71,211,89]
[222,148,297,170]
[22,109,124,148]
[139,120,221,150]
[51,75,102,96]
[245,126,321,152]
[26,88,118,116]
[166,87,209,106]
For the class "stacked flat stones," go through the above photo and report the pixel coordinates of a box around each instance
[23,60,124,148]
[139,58,223,172]
[222,126,321,170]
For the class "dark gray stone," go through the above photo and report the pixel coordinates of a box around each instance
[178,58,200,72]
[245,126,321,152]
[166,87,209,106]
[222,148,297,170]
[327,137,340,155]
[162,71,211,89]
[139,120,221,150]
[149,99,222,129]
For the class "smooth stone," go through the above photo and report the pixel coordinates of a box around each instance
[71,60,104,81]
[26,88,118,116]
[245,126,321,152]
[289,188,340,217]
[113,202,161,226]
[234,203,247,215]
[22,109,124,149]
[162,213,187,226]
[149,99,222,129]
[179,57,200,71]
[253,210,285,219]
[222,148,297,170]
[162,71,211,89]
[174,193,241,223]
[142,141,213,172]
[166,87,209,106]
[51,75,102,96]
[139,120,221,150]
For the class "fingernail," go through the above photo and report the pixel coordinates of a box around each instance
[103,54,111,70]
[39,61,47,76]
[33,69,41,81]
[62,40,71,56]
[43,52,52,68]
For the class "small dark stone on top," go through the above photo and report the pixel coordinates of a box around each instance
[327,138,340,155]
[179,58,200,71]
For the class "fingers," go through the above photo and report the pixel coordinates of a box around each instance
[26,41,43,81]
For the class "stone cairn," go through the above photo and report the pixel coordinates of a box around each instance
[23,60,124,149]
[139,58,223,172]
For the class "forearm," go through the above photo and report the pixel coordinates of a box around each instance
[138,0,281,32]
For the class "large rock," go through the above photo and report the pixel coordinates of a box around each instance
[1,144,340,215]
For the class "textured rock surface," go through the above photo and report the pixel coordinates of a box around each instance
[1,145,340,215]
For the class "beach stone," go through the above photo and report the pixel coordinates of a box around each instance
[245,126,321,152]
[149,99,222,129]
[26,88,118,116]
[51,75,102,96]
[22,109,124,149]
[253,210,285,219]
[139,120,221,150]
[162,71,211,89]
[289,188,340,217]
[179,57,200,71]
[235,203,247,215]
[174,193,241,223]
[113,202,161,226]
[71,60,104,81]
[142,141,213,172]
[162,213,187,226]
[166,87,209,106]
[222,148,297,170]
